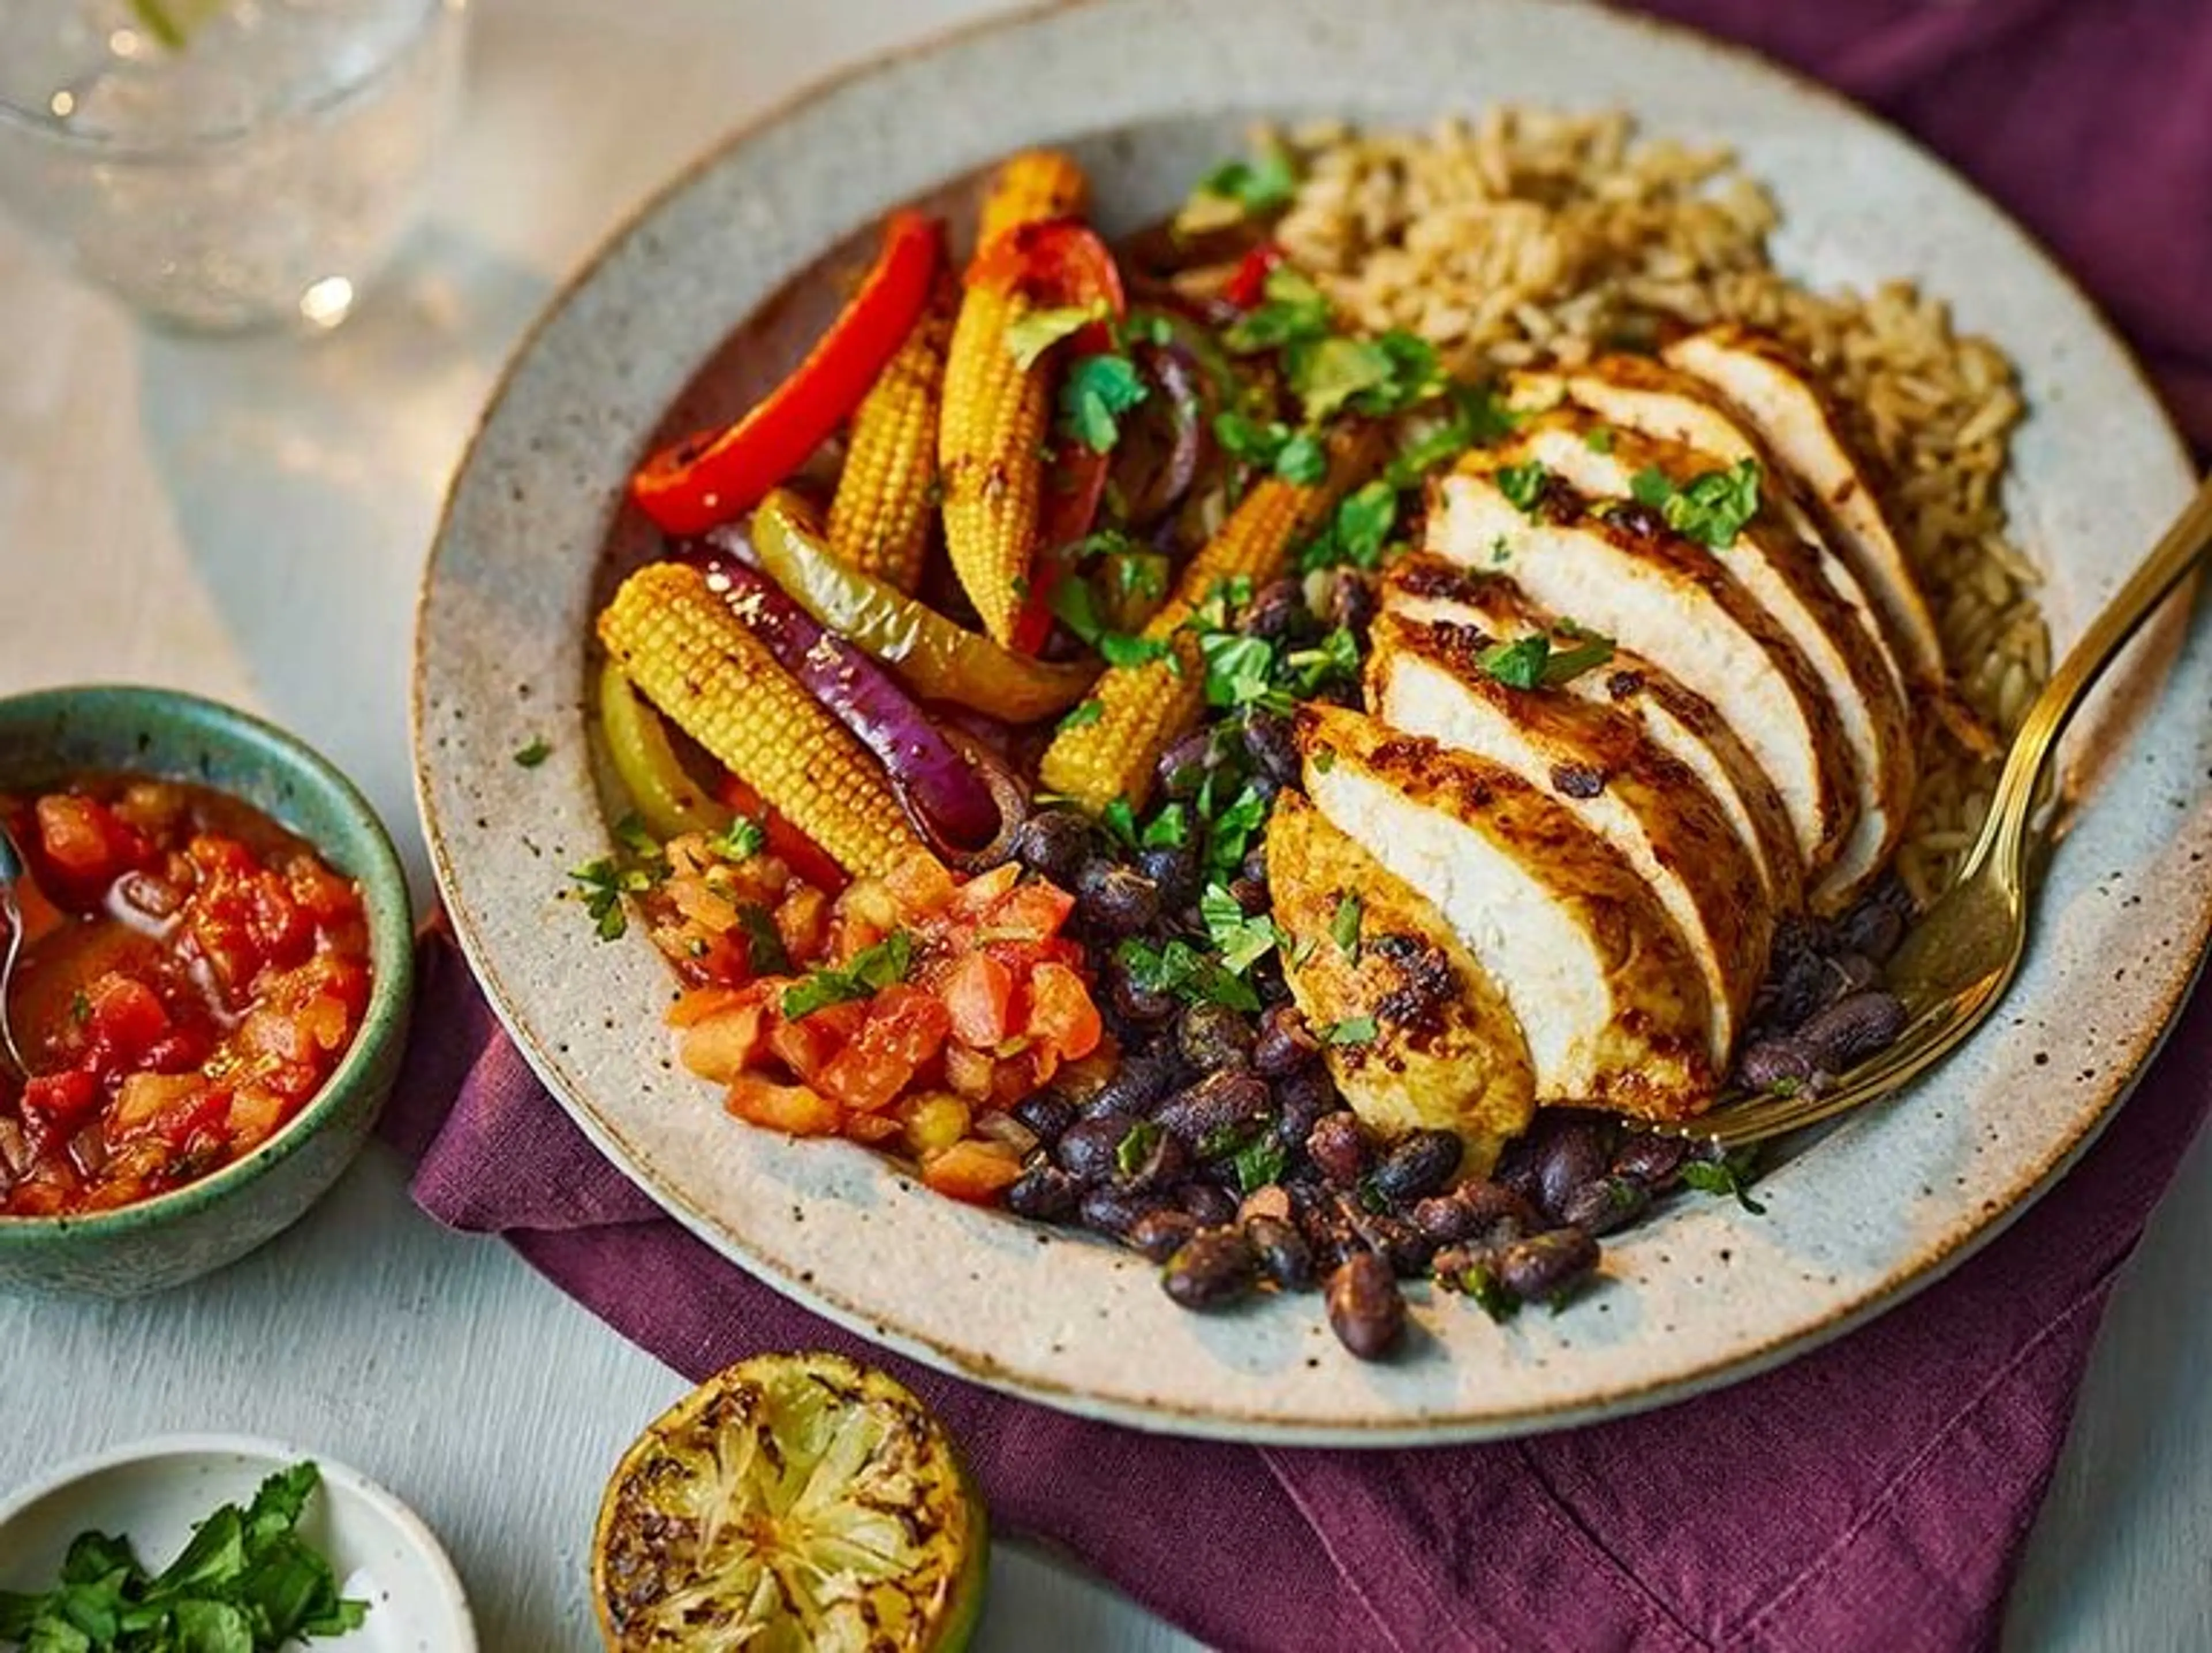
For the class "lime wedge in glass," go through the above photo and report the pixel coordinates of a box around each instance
[594,1352,988,1652]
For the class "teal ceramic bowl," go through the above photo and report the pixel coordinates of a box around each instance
[0,687,414,1295]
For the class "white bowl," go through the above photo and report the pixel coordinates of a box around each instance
[0,1435,475,1652]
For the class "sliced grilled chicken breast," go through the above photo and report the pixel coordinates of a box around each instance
[1382,556,1806,911]
[1297,703,1717,1120]
[1662,325,1945,689]
[1433,464,1859,883]
[1368,612,1770,1060]
[1514,354,1914,706]
[1508,414,1918,907]
[1266,790,1536,1172]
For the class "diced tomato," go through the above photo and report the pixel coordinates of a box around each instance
[20,1068,100,1133]
[714,775,850,894]
[111,1072,204,1135]
[681,1002,771,1085]
[1223,241,1286,310]
[773,884,831,965]
[882,852,959,920]
[1024,960,1103,1060]
[668,985,745,1029]
[983,879,1075,944]
[725,1075,842,1137]
[939,952,1014,1048]
[33,795,150,896]
[843,1110,904,1145]
[946,862,1021,921]
[151,1083,232,1149]
[224,1086,287,1148]
[816,1042,917,1114]
[942,1042,995,1102]
[861,985,952,1067]
[767,998,866,1081]
[921,1139,1025,1203]
[85,973,171,1069]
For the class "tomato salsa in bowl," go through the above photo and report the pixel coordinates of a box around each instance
[0,687,412,1296]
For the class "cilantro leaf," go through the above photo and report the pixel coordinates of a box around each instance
[1288,335,1396,423]
[734,903,790,976]
[1321,1014,1377,1047]
[1139,803,1190,849]
[1294,479,1397,574]
[1495,460,1552,514]
[710,814,766,862]
[1222,266,1331,354]
[1115,937,1262,1013]
[1199,883,1279,975]
[1048,572,1169,668]
[1100,798,1140,848]
[1452,1258,1521,1322]
[1283,626,1361,699]
[1115,1120,1163,1177]
[1583,426,1615,454]
[1005,301,1103,370]
[1681,1147,1768,1214]
[1478,628,1615,691]
[782,931,914,1019]
[512,737,550,768]
[1197,631,1286,713]
[1330,893,1362,961]
[1195,147,1298,215]
[1059,352,1149,452]
[1274,429,1329,485]
[1057,699,1104,732]
[1232,1133,1290,1193]
[1628,459,1762,548]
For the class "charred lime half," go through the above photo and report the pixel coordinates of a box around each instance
[593,1351,987,1652]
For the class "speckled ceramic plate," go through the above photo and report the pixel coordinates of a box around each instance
[412,0,2206,1442]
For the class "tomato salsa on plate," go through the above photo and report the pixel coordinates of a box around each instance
[0,776,373,1218]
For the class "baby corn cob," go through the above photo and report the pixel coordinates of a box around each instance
[1040,434,1376,813]
[938,150,1091,644]
[825,299,949,594]
[597,562,929,878]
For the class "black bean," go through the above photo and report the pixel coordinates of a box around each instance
[1055,1113,1138,1183]
[1325,1252,1404,1359]
[1252,1003,1320,1078]
[1127,1207,1201,1263]
[1369,1129,1464,1206]
[1178,1181,1241,1228]
[1161,1227,1256,1309]
[1295,1198,1357,1272]
[1080,1185,1175,1238]
[1611,1132,1690,1191]
[1305,1111,1368,1186]
[1737,1037,1817,1092]
[1240,578,1308,641]
[1012,807,1094,885]
[1087,1048,1182,1118]
[1154,1071,1272,1154]
[1556,1175,1652,1237]
[1535,1119,1613,1223]
[1113,1124,1191,1193]
[1228,876,1270,916]
[1755,946,1832,1034]
[1154,730,1216,801]
[1177,1002,1255,1071]
[1244,1214,1313,1290]
[1411,1193,1479,1244]
[1004,1163,1082,1222]
[1243,710,1301,787]
[1109,965,1177,1026]
[1797,991,1908,1074]
[1491,1133,1543,1201]
[1271,1066,1338,1150]
[1244,772,1283,807]
[1840,894,1908,965]
[1494,1228,1601,1303]
[1011,1092,1075,1146]
[1238,847,1271,888]
[1827,951,1880,998]
[1325,570,1377,639]
[1135,843,1200,909]
[1353,1211,1434,1277]
[1457,1179,1540,1243]
[1076,860,1161,937]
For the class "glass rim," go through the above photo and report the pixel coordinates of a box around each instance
[0,0,460,161]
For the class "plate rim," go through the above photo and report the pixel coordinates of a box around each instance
[410,0,2206,1445]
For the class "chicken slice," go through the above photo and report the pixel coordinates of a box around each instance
[1266,790,1535,1173]
[1662,328,1948,693]
[1382,555,1806,911]
[1506,412,1918,908]
[1514,353,1916,706]
[1367,611,1771,1061]
[1298,703,1717,1120]
[1432,463,1859,884]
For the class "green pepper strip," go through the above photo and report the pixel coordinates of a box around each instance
[752,491,1099,724]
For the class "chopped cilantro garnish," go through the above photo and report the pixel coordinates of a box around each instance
[512,737,551,768]
[69,989,92,1025]
[1115,1120,1164,1177]
[1058,351,1149,452]
[1283,626,1362,698]
[1330,893,1362,961]
[1115,936,1262,1013]
[1232,1133,1290,1193]
[1005,301,1103,370]
[1322,1014,1377,1047]
[1198,631,1285,713]
[709,815,766,861]
[1139,803,1190,849]
[613,812,660,858]
[1287,329,1443,424]
[781,931,914,1019]
[1100,798,1141,848]
[1058,699,1105,732]
[569,847,662,942]
[1222,265,1332,354]
[1495,460,1552,514]
[734,903,790,976]
[1295,479,1397,574]
[1478,628,1616,691]
[1274,429,1329,485]
[1681,1146,1767,1214]
[1584,426,1615,454]
[1111,548,1170,602]
[1490,534,1514,565]
[1194,146,1298,215]
[1050,573,1169,668]
[1628,458,1762,548]
[1199,883,1279,975]
[1455,1260,1520,1322]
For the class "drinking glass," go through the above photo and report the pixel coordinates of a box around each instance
[0,0,468,332]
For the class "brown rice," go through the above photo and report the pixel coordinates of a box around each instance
[1268,109,2044,906]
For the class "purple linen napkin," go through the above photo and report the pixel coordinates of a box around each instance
[384,3,2212,1647]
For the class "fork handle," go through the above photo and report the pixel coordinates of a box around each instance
[1980,471,2212,870]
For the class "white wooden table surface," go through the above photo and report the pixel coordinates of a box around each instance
[2,3,2208,1648]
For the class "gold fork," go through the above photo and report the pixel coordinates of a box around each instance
[1691,471,2212,1148]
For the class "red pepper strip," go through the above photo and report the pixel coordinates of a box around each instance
[1222,241,1286,310]
[967,219,1129,654]
[713,774,851,896]
[631,210,945,536]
